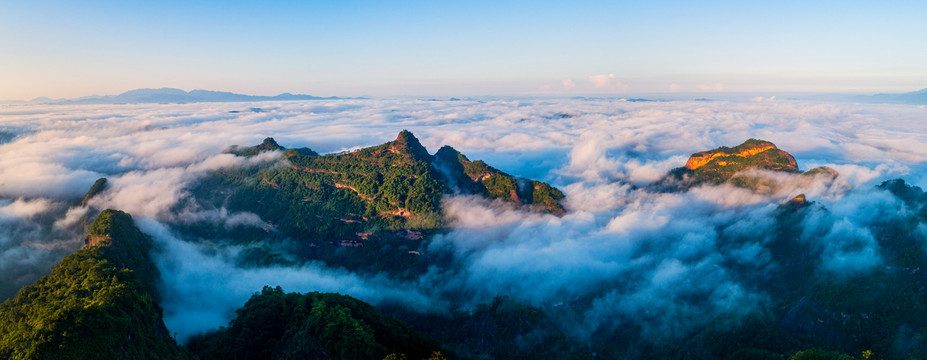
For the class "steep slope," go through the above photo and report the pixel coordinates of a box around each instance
[80,177,108,207]
[433,145,565,215]
[187,286,446,360]
[878,178,927,220]
[666,179,927,360]
[0,210,188,360]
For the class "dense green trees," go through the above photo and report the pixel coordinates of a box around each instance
[0,210,187,360]
[0,208,449,360]
[192,131,566,246]
[187,286,444,360]
[653,139,805,190]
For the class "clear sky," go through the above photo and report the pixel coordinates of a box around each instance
[1,0,926,99]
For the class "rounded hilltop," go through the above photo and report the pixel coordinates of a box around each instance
[652,138,837,192]
[683,139,799,184]
[684,139,798,171]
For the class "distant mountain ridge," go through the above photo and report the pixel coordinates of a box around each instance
[27,88,342,105]
[853,88,927,105]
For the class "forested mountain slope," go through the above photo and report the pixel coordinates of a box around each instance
[0,210,188,360]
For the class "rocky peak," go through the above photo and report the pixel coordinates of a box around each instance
[434,145,463,162]
[878,178,927,209]
[227,137,317,157]
[258,137,282,150]
[81,177,108,207]
[803,166,839,179]
[388,130,432,161]
[783,194,810,209]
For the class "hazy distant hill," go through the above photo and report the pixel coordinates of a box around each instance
[27,88,342,105]
[853,88,927,105]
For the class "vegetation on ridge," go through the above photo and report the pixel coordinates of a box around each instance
[0,210,187,360]
[654,139,833,191]
[187,286,446,360]
[192,130,565,246]
[0,207,453,360]
[80,177,108,207]
[684,139,799,183]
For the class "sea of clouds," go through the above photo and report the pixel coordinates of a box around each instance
[1,98,925,341]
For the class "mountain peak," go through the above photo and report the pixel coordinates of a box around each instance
[434,145,465,162]
[81,177,108,207]
[682,139,798,183]
[390,130,431,160]
[685,139,787,170]
[197,133,567,245]
[394,129,421,146]
[783,193,809,209]
[226,137,297,157]
[652,139,802,190]
[259,137,281,149]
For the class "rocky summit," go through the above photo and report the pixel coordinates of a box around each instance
[683,139,799,182]
[652,138,809,191]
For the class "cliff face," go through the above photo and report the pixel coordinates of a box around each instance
[684,139,795,171]
[652,139,815,191]
[685,139,798,180]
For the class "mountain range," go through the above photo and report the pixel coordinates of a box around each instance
[19,88,342,105]
[853,88,927,105]
[10,88,927,105]
[4,134,927,360]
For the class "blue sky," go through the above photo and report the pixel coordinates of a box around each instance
[1,0,925,99]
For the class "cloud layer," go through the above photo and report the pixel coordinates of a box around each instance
[1,98,926,343]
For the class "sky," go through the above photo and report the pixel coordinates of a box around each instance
[2,0,926,99]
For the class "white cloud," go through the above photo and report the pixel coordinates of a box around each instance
[0,198,55,219]
[562,79,575,90]
[137,218,439,341]
[588,73,620,89]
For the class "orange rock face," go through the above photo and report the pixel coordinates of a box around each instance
[684,144,778,170]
